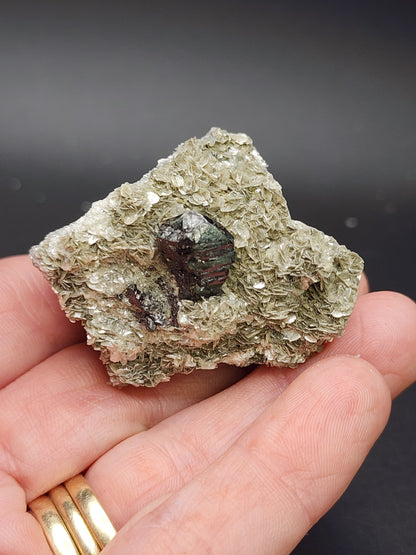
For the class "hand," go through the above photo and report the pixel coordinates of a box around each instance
[1,256,415,554]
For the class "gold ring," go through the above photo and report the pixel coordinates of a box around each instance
[28,474,116,555]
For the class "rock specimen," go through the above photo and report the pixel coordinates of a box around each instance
[30,128,364,387]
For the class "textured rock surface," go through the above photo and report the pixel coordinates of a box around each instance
[30,128,364,387]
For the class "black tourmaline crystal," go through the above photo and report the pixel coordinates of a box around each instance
[157,210,235,301]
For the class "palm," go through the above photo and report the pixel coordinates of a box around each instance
[1,256,415,554]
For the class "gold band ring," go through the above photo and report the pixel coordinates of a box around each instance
[28,474,116,555]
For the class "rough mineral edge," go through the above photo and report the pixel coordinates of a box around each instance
[30,127,364,387]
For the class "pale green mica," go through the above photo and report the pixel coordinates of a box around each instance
[30,128,363,387]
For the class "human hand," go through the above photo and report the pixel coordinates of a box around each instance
[1,256,415,554]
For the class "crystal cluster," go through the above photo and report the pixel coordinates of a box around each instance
[30,128,363,387]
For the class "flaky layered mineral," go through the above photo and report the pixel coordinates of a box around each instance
[30,128,363,387]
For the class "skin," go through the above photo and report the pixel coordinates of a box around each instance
[0,256,416,554]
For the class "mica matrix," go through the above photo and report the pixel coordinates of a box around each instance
[30,128,364,387]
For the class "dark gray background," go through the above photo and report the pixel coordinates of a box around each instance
[1,1,415,553]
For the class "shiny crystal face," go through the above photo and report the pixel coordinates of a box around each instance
[157,210,235,301]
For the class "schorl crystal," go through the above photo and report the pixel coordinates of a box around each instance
[30,128,364,387]
[157,210,235,301]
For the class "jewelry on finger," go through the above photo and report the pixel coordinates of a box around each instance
[28,474,116,555]
[49,484,100,555]
[65,475,116,549]
[28,494,80,555]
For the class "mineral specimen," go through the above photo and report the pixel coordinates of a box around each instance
[30,128,364,387]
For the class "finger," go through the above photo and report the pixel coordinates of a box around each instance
[0,256,85,388]
[3,291,414,503]
[253,291,416,399]
[358,272,369,295]
[86,290,416,528]
[0,343,247,501]
[0,471,50,555]
[86,363,297,527]
[312,291,416,398]
[105,356,391,554]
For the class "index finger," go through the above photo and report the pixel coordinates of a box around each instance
[0,255,85,388]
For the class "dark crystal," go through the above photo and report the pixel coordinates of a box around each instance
[124,278,178,330]
[157,210,235,300]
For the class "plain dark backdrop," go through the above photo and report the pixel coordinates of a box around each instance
[1,1,415,553]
